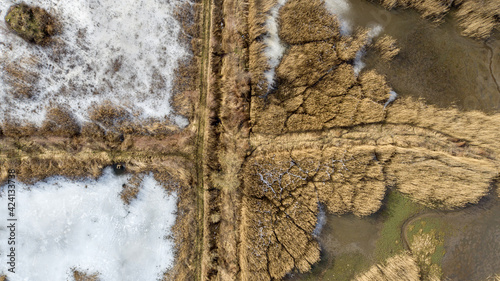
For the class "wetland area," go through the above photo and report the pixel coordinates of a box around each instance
[0,0,499,280]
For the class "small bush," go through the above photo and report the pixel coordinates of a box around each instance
[5,4,59,45]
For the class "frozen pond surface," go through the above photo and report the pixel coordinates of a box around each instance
[0,0,189,126]
[0,168,177,281]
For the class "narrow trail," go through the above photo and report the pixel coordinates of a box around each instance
[195,0,213,280]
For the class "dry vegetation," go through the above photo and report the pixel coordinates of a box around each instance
[4,3,59,45]
[409,231,442,281]
[72,270,100,281]
[197,0,251,279]
[241,0,500,279]
[0,56,39,98]
[377,0,500,39]
[353,253,420,281]
[120,174,141,205]
[0,1,203,281]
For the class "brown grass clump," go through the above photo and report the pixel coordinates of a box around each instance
[455,0,500,39]
[373,35,400,61]
[40,107,80,137]
[245,0,500,278]
[120,174,141,205]
[278,0,340,44]
[336,28,369,61]
[378,0,450,21]
[378,0,500,39]
[0,275,5,281]
[5,4,59,45]
[385,148,497,209]
[353,253,420,281]
[0,120,38,138]
[81,122,106,140]
[89,101,131,130]
[276,42,339,88]
[240,145,386,279]
[72,270,100,281]
[251,4,393,135]
[410,230,442,281]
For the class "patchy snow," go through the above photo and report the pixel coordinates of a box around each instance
[263,0,288,93]
[0,168,177,281]
[0,0,189,127]
[313,204,326,237]
[353,24,383,76]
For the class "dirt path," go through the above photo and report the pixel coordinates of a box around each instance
[194,0,213,280]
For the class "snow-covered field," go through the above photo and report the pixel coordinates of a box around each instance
[0,168,177,281]
[0,0,189,127]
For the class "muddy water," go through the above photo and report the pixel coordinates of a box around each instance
[342,0,500,113]
[286,213,382,281]
[285,1,500,279]
[438,194,500,281]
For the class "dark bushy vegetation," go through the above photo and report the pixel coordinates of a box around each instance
[5,4,59,45]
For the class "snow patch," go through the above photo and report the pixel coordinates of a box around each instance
[0,168,177,281]
[263,0,288,92]
[324,0,352,35]
[384,90,398,108]
[353,24,383,76]
[0,0,189,127]
[313,204,326,237]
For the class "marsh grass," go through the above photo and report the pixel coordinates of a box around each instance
[353,253,420,281]
[40,107,80,137]
[407,217,446,280]
[119,175,141,205]
[378,0,500,39]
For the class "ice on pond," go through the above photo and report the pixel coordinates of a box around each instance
[0,168,177,281]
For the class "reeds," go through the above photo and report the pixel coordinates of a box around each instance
[353,253,420,281]
[378,0,500,39]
